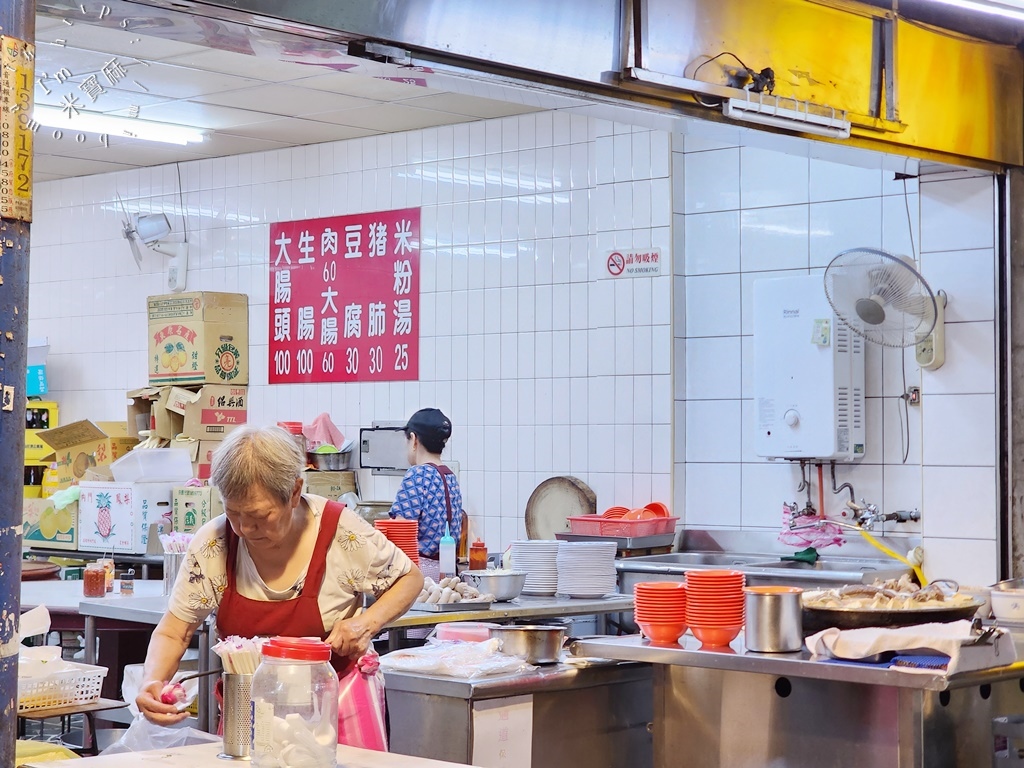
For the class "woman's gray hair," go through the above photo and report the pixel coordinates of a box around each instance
[209,425,305,505]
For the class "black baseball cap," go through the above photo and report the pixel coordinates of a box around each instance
[405,408,452,445]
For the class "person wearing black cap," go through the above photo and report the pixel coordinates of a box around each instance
[389,408,464,580]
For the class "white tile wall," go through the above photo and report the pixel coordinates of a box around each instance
[677,135,999,580]
[33,108,1002,576]
[32,111,673,553]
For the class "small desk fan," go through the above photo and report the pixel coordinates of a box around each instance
[823,247,945,369]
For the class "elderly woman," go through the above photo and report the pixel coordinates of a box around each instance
[137,425,424,725]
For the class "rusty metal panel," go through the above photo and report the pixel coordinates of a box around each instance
[638,0,878,116]
[896,19,1023,167]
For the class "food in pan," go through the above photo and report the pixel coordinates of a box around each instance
[803,575,977,611]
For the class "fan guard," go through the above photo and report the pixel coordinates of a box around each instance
[823,247,937,349]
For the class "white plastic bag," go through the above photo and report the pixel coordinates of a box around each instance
[100,714,220,754]
[378,639,536,679]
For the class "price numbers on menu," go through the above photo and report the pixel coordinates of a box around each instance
[0,37,34,221]
[272,343,410,377]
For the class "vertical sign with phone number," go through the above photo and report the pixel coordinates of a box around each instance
[269,207,420,384]
[0,37,34,221]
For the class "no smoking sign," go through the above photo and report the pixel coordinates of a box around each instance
[602,247,664,279]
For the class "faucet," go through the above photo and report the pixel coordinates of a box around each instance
[847,499,920,530]
[787,503,921,533]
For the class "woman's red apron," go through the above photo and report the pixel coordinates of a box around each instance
[217,499,352,676]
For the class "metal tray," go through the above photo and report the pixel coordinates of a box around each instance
[412,600,494,612]
[555,532,676,549]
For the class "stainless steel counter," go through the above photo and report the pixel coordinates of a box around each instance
[573,632,1024,768]
[389,593,633,629]
[385,659,652,767]
[384,657,646,699]
[571,632,1024,692]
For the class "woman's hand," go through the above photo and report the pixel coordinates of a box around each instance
[136,679,191,725]
[326,615,375,659]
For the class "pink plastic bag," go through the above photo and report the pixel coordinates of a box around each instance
[338,652,388,752]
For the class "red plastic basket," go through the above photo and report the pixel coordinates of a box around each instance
[567,516,678,538]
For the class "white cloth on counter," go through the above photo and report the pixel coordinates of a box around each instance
[806,620,1016,676]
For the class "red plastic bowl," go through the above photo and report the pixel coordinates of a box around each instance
[637,621,687,644]
[691,625,742,647]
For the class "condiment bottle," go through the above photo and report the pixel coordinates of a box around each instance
[250,637,338,768]
[98,558,115,592]
[120,568,135,595]
[83,564,106,598]
[439,524,456,578]
[469,539,488,571]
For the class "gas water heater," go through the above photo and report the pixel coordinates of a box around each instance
[753,274,865,461]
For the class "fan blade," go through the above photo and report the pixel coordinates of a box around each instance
[127,237,145,270]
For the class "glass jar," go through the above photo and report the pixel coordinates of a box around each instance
[250,637,338,768]
[98,558,115,592]
[83,564,106,598]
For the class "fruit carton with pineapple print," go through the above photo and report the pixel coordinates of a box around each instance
[147,292,249,387]
[23,498,79,550]
[38,421,140,490]
[78,481,178,554]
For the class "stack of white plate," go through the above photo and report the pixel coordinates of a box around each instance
[556,541,618,598]
[510,540,561,596]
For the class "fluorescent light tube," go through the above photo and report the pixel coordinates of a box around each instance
[923,0,1024,22]
[33,105,205,146]
[723,97,851,139]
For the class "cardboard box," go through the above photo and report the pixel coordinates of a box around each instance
[172,486,223,534]
[175,437,221,481]
[148,292,249,386]
[303,470,357,500]
[23,498,79,550]
[78,481,177,554]
[128,385,248,441]
[38,421,140,489]
[169,385,248,439]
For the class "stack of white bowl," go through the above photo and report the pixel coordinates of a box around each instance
[556,541,618,598]
[510,540,560,596]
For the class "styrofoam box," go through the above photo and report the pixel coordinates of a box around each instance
[78,481,177,554]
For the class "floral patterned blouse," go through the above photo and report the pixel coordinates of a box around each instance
[167,494,413,633]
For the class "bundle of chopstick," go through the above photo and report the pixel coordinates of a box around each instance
[159,532,194,553]
[212,636,265,674]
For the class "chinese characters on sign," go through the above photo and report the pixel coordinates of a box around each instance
[269,208,420,384]
[602,246,664,279]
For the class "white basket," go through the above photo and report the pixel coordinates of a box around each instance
[18,661,108,713]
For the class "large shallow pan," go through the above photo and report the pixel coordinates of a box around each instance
[802,597,985,636]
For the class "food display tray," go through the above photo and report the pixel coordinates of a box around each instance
[556,532,677,549]
[412,600,494,612]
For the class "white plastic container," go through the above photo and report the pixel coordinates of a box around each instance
[250,637,338,768]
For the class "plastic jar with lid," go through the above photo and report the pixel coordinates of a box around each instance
[469,539,488,571]
[250,637,338,768]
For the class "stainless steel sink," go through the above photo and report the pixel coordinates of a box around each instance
[639,552,768,567]
[749,558,906,574]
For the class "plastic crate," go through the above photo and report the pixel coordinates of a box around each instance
[18,662,107,713]
[567,516,678,538]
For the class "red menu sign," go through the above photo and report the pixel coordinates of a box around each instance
[269,208,420,384]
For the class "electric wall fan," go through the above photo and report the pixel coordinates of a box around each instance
[823,247,945,369]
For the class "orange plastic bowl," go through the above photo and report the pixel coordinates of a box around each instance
[691,625,743,647]
[603,506,630,519]
[637,621,687,644]
[644,502,671,518]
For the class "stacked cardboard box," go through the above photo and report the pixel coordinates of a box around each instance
[125,291,251,535]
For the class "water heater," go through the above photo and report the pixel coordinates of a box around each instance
[753,275,865,461]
